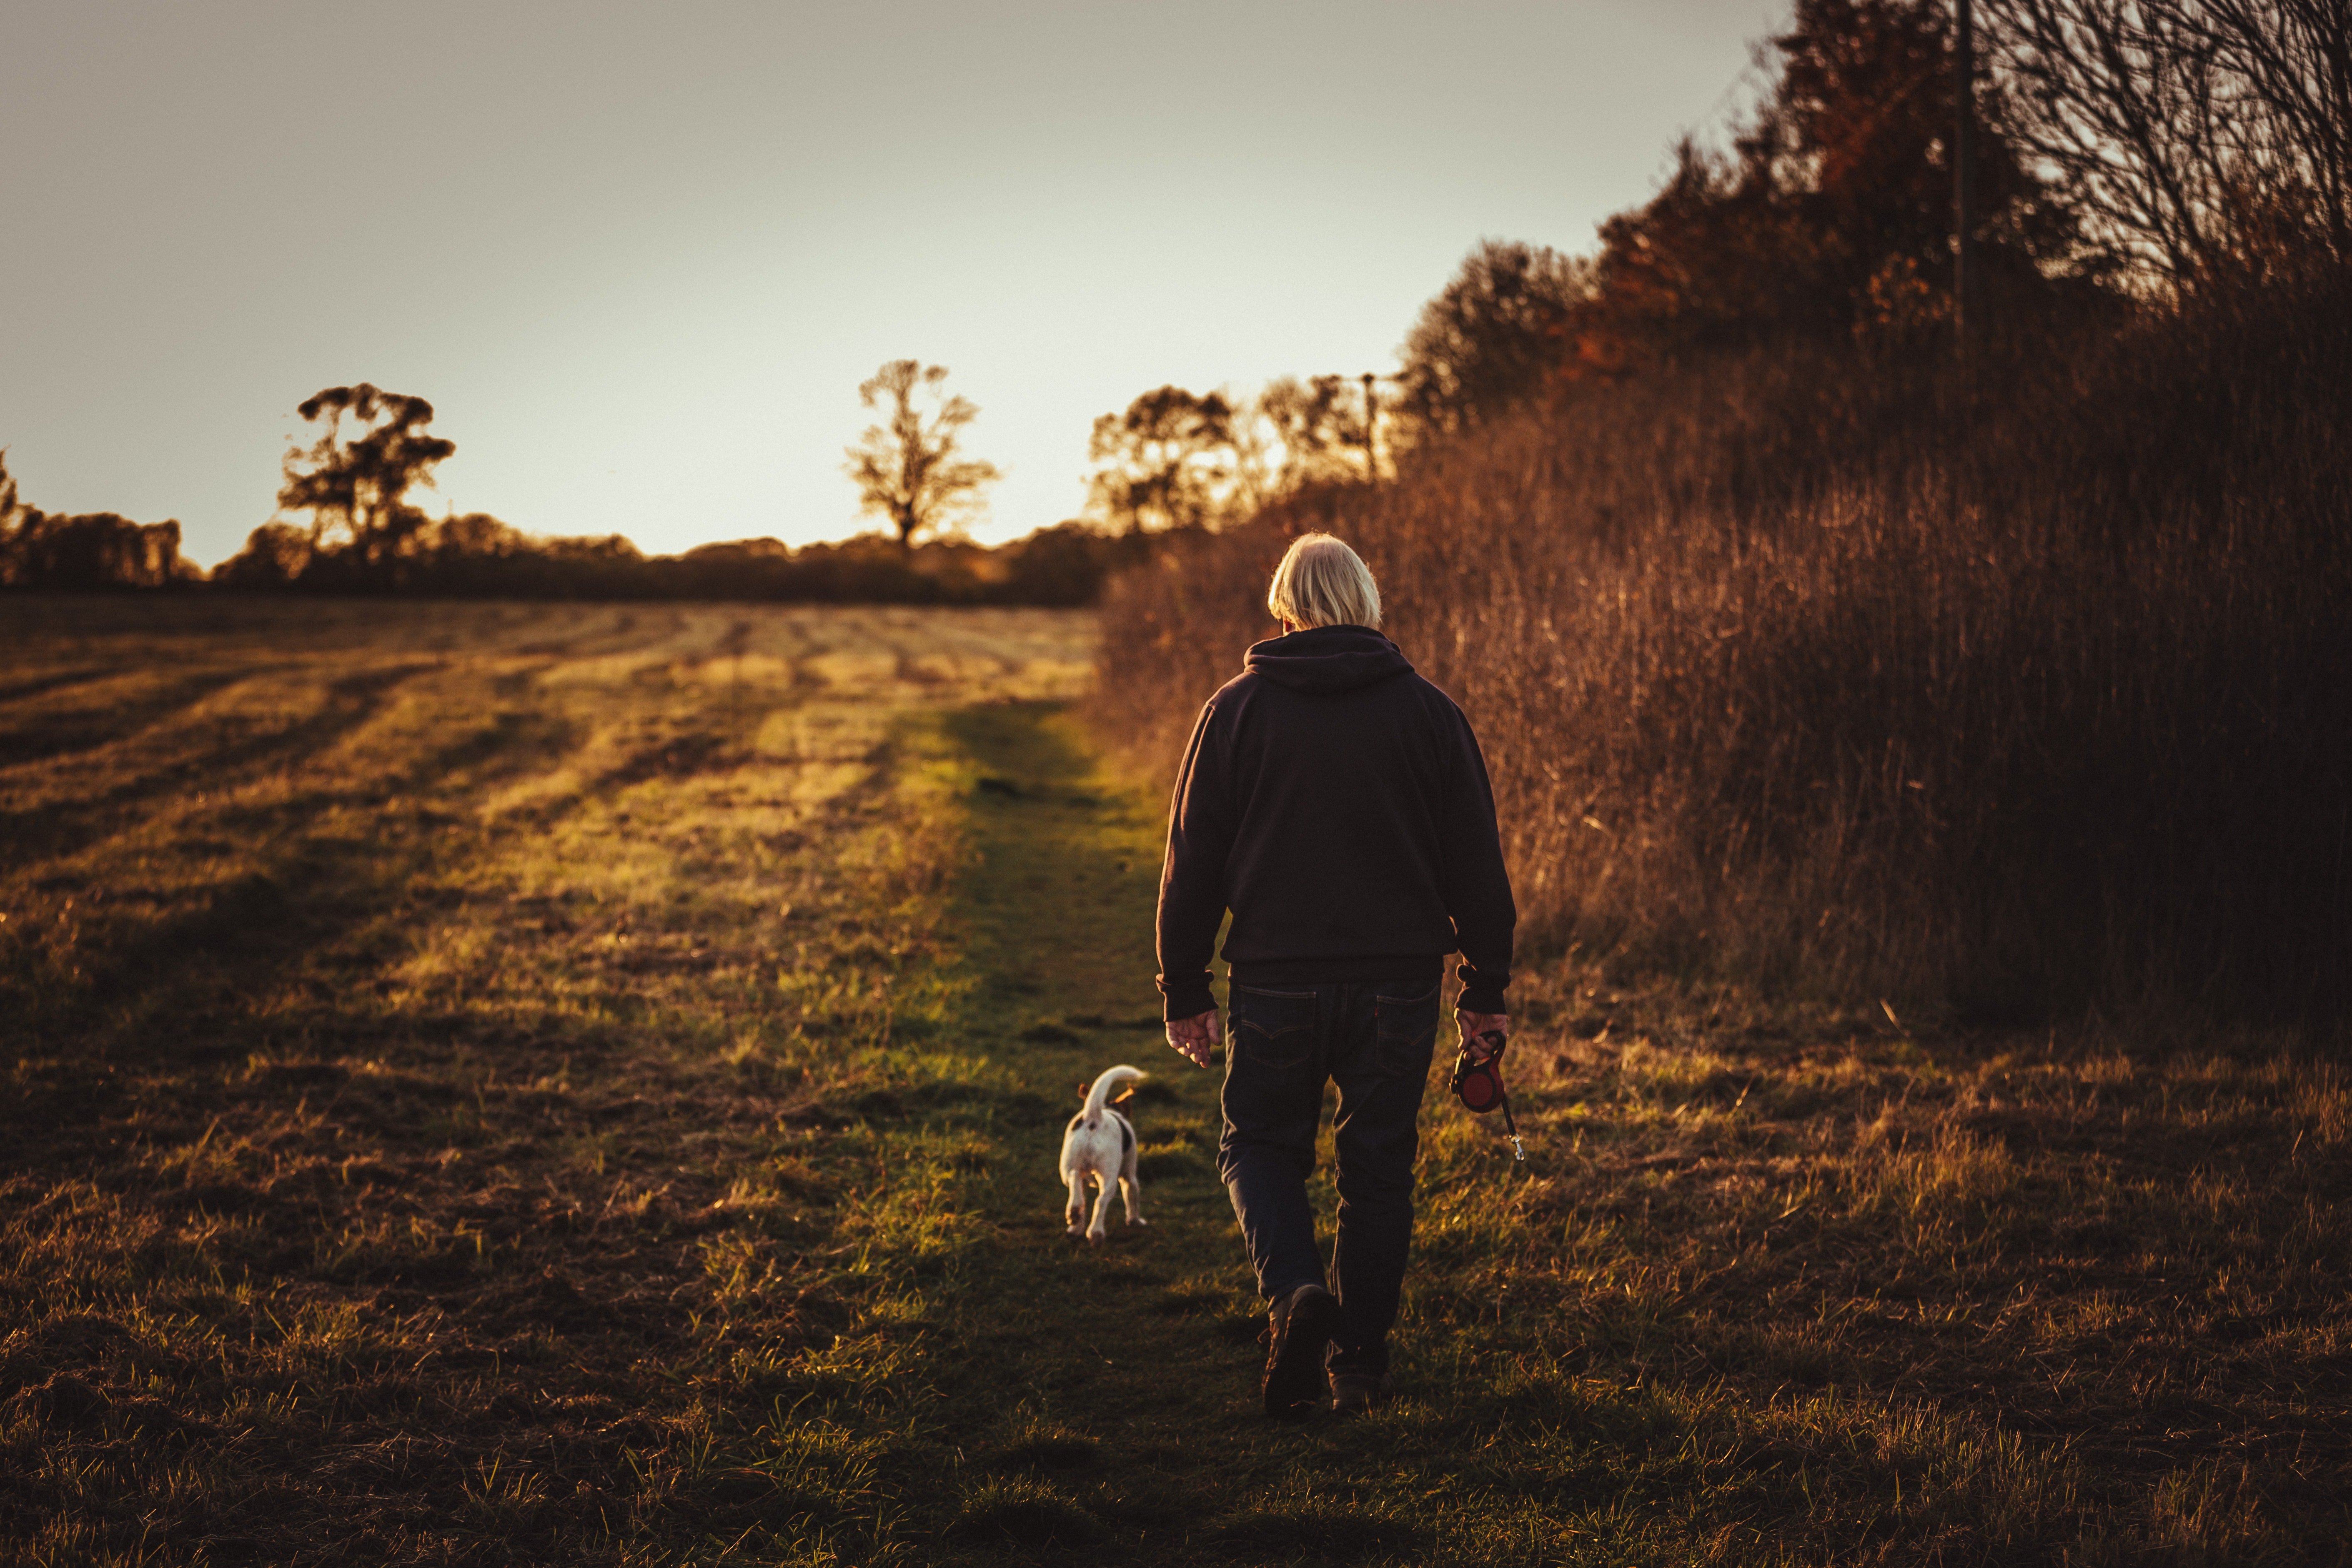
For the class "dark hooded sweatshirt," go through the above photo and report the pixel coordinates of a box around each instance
[1155,624,1516,1022]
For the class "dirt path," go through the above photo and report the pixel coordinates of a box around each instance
[914,704,1287,1547]
[881,701,1475,1563]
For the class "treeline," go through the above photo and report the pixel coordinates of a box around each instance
[1089,0,2352,1024]
[210,510,1151,607]
[0,461,201,591]
[0,448,1149,606]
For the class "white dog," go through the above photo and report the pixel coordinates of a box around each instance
[1060,1065,1146,1243]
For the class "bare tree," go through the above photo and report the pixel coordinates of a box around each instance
[2203,0,2352,263]
[844,361,1001,549]
[1984,0,2352,285]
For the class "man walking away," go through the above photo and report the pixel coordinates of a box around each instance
[1157,532,1515,1418]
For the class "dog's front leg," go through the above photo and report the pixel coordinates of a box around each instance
[1065,1171,1088,1237]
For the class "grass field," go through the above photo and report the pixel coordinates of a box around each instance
[3,598,2347,1565]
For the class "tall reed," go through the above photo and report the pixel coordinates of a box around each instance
[1089,283,2352,1022]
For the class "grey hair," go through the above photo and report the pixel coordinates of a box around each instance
[1266,533,1381,629]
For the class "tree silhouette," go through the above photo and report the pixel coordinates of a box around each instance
[843,361,1000,549]
[0,451,20,539]
[1085,386,1237,533]
[0,450,194,589]
[1986,0,2352,286]
[277,385,456,572]
[1253,376,1368,491]
[1394,240,1591,441]
[1564,0,2090,372]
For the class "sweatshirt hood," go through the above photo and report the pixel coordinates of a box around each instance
[1244,624,1414,696]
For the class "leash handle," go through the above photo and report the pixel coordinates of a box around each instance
[1452,1030,1525,1164]
[1475,1030,1527,1165]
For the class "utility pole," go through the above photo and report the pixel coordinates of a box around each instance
[1954,0,1979,353]
[1361,373,1379,481]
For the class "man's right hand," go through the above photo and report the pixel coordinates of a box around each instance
[1165,1008,1221,1069]
[1457,1010,1510,1065]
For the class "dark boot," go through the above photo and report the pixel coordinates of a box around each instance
[1261,1283,1338,1418]
[1328,1368,1392,1415]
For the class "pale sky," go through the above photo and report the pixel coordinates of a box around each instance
[1,1,1781,567]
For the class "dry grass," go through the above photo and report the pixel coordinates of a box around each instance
[5,598,2349,1563]
[1405,966,2352,1560]
[1090,281,2352,1023]
[0,597,1091,1564]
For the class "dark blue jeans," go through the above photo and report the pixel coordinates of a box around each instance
[1218,978,1442,1377]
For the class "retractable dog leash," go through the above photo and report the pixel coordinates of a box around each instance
[1448,1029,1525,1165]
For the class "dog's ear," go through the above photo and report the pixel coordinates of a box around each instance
[1076,1081,1091,1101]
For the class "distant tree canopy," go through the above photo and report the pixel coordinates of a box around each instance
[197,386,1151,606]
[1266,0,2345,477]
[1554,0,2095,377]
[1394,241,1591,441]
[1086,386,1238,534]
[0,451,198,591]
[1082,378,1388,535]
[844,361,1001,549]
[274,385,458,575]
[1254,376,1370,490]
[212,517,1144,606]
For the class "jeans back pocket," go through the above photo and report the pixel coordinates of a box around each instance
[1373,984,1441,1077]
[1231,984,1318,1069]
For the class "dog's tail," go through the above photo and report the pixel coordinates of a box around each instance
[1080,1065,1145,1126]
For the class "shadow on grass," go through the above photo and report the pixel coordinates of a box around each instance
[7,699,585,1072]
[0,661,449,865]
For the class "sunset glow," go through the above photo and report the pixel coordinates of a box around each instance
[1,0,1775,564]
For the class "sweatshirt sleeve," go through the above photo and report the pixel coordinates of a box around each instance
[1439,706,1517,1014]
[1155,698,1234,1021]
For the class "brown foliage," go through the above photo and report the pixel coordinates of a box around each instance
[1090,277,2352,1023]
[1558,0,2099,377]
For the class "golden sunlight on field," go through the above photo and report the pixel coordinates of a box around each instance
[2,598,1087,959]
[5,598,2349,1565]
[0,599,1102,1564]
[2,597,1092,1078]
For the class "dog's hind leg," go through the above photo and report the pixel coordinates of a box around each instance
[1115,1112,1145,1227]
[1065,1171,1088,1237]
[1086,1171,1115,1244]
[1119,1145,1145,1227]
